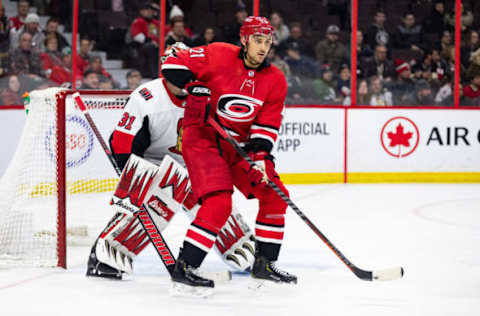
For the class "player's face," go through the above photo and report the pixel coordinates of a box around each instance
[244,34,273,68]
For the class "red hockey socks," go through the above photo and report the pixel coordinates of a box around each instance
[255,212,285,261]
[255,187,288,261]
[182,191,232,268]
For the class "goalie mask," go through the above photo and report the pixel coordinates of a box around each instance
[161,42,190,64]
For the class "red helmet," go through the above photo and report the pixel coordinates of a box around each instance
[240,16,274,41]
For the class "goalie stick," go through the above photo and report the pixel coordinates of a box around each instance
[73,92,232,282]
[207,116,404,282]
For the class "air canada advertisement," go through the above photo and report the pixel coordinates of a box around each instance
[275,107,480,178]
[348,109,480,173]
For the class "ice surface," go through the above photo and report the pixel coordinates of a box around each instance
[1,183,479,316]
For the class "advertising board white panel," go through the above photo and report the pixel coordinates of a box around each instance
[274,107,344,174]
[348,109,480,172]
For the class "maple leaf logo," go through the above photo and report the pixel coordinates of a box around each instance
[380,117,420,158]
[387,123,412,147]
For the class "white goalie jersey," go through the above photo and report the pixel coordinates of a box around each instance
[110,78,186,169]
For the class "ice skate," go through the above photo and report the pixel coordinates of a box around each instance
[251,256,297,285]
[170,251,214,298]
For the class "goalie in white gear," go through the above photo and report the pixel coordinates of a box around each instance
[87,43,255,279]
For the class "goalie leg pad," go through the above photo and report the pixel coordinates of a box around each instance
[92,210,149,275]
[90,154,187,276]
[213,206,255,271]
[87,241,123,280]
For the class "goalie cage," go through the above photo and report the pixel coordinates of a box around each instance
[0,87,131,268]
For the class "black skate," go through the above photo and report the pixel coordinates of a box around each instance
[170,251,214,297]
[251,256,297,284]
[86,245,123,280]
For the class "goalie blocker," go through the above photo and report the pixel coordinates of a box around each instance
[87,154,255,279]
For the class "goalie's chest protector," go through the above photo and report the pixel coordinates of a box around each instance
[130,79,185,165]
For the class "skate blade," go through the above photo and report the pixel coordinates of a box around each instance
[169,282,213,298]
[248,278,267,291]
[248,277,297,292]
[196,270,232,284]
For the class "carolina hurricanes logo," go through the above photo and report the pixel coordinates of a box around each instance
[216,94,263,122]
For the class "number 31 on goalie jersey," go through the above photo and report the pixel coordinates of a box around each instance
[117,112,136,131]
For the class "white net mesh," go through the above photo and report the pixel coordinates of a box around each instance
[0,88,129,267]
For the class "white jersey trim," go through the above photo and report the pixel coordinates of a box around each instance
[255,236,283,244]
[251,124,278,134]
[250,133,275,144]
[190,225,216,242]
[255,223,284,233]
[185,237,212,252]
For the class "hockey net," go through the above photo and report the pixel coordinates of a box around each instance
[0,88,129,268]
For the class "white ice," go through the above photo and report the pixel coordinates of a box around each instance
[1,183,479,316]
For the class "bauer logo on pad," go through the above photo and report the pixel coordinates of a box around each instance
[147,195,175,221]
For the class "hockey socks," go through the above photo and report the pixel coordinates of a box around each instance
[182,223,217,268]
[254,212,285,261]
[171,192,229,296]
[182,192,231,267]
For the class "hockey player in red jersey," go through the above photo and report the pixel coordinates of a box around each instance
[162,16,297,292]
[85,43,256,280]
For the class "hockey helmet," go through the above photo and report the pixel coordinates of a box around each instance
[240,16,274,42]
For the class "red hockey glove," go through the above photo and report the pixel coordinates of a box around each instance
[183,83,211,127]
[242,151,277,190]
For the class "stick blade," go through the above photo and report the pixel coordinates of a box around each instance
[372,266,404,281]
[197,270,232,284]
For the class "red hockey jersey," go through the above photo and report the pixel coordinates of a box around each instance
[162,42,287,149]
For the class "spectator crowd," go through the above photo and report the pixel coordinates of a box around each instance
[1,0,480,107]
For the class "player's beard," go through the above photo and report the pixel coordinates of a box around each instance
[244,43,267,67]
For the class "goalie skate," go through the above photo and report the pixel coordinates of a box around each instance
[86,243,123,280]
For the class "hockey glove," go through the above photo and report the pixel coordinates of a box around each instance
[183,83,211,127]
[242,151,277,190]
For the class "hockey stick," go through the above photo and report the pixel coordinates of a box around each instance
[207,116,404,282]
